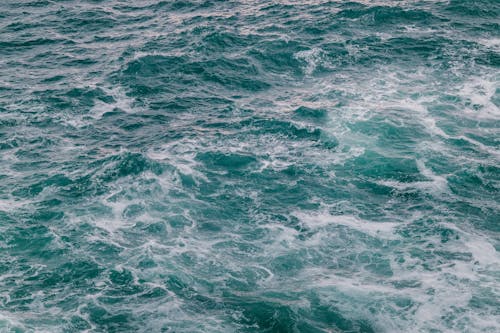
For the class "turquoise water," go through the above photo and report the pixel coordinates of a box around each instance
[1,0,499,332]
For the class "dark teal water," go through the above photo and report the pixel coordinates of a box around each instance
[1,1,499,332]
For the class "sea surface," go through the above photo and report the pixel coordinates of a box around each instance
[0,1,499,332]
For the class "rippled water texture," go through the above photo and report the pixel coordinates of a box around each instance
[1,0,499,332]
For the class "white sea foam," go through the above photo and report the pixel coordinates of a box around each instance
[294,48,324,75]
[147,141,209,182]
[293,211,400,239]
[377,159,449,194]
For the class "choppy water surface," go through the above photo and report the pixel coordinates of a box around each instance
[1,0,499,332]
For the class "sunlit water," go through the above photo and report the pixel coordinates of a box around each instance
[0,1,499,332]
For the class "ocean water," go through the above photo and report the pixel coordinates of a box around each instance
[0,0,499,332]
